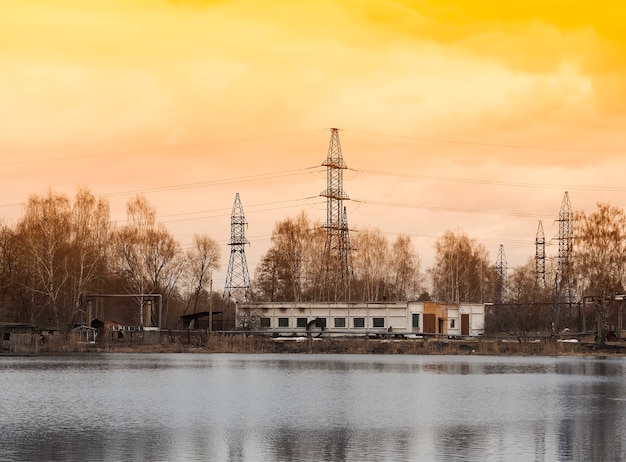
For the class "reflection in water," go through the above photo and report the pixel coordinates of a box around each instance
[434,424,490,462]
[268,426,353,461]
[1,354,625,461]
[224,427,246,462]
[557,378,625,461]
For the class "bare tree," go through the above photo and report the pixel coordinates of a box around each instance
[183,234,220,314]
[68,187,111,325]
[430,230,491,303]
[573,202,626,340]
[574,202,626,298]
[486,258,551,340]
[509,258,551,304]
[253,212,323,302]
[351,228,388,301]
[0,222,21,321]
[113,196,184,325]
[254,248,281,301]
[15,191,72,326]
[271,212,310,301]
[255,217,423,303]
[387,234,422,300]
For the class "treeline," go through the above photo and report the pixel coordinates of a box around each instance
[0,188,220,328]
[254,203,626,335]
[2,186,624,335]
[252,212,425,302]
[251,213,496,304]
[486,202,626,335]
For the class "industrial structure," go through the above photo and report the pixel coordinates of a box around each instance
[236,301,485,337]
[320,128,353,302]
[554,191,575,327]
[494,244,508,304]
[535,220,546,288]
[224,193,251,302]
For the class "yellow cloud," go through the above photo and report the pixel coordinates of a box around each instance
[2,0,625,155]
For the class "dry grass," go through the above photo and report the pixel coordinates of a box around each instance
[28,332,626,356]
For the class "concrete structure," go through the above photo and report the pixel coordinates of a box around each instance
[236,301,485,337]
[445,303,486,337]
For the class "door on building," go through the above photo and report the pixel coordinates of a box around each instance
[411,313,420,332]
[423,313,436,333]
[461,314,470,336]
[438,317,444,334]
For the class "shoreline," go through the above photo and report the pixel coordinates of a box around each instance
[16,335,625,357]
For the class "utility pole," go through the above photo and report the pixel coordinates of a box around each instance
[209,276,213,333]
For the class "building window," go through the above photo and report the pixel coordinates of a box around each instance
[373,318,385,328]
[334,318,346,328]
[296,318,308,328]
[412,313,420,328]
[260,317,270,328]
[278,318,289,328]
[450,319,455,329]
[353,318,365,328]
[316,318,327,328]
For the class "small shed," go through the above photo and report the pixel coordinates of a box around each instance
[0,323,36,352]
[180,311,223,330]
[72,324,97,343]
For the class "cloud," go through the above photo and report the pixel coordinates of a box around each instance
[168,0,229,7]
[351,1,626,113]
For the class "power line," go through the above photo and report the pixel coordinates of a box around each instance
[100,167,323,198]
[343,129,626,154]
[0,131,319,167]
[157,197,324,224]
[351,198,551,219]
[350,168,626,192]
[0,168,324,209]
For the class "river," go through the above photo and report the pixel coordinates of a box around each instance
[1,353,625,461]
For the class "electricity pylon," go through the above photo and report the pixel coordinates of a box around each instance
[555,191,574,303]
[320,128,352,301]
[223,193,251,302]
[535,221,546,288]
[552,191,575,329]
[495,244,508,304]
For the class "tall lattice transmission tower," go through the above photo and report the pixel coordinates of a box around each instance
[494,244,508,304]
[555,191,574,304]
[535,221,546,288]
[320,128,352,301]
[223,193,251,302]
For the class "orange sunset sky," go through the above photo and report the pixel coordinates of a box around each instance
[2,0,626,291]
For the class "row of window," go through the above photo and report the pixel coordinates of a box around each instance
[261,314,422,329]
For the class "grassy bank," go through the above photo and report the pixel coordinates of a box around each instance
[59,334,626,356]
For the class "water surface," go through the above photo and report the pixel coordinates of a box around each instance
[1,353,625,461]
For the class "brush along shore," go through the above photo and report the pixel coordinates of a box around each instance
[44,334,626,356]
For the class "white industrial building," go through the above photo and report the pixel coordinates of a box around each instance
[236,301,485,337]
